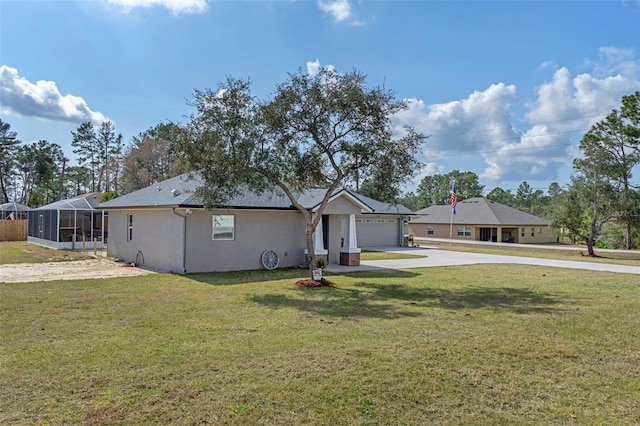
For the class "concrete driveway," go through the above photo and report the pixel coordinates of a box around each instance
[325,246,640,275]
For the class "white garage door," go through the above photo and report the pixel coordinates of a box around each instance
[356,217,400,247]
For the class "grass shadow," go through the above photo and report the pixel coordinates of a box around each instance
[353,281,567,314]
[185,267,419,286]
[250,278,567,319]
[184,268,308,286]
[249,286,423,319]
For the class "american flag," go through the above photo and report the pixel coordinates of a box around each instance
[8,212,15,220]
[451,186,457,215]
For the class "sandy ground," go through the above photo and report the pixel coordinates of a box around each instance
[0,257,156,283]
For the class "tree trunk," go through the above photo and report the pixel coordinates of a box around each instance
[58,157,66,201]
[305,224,316,279]
[0,173,9,203]
[586,236,596,257]
[625,223,633,250]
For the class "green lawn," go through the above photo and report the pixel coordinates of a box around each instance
[2,266,639,425]
[0,241,91,264]
[413,239,640,267]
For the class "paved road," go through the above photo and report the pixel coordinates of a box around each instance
[325,246,640,275]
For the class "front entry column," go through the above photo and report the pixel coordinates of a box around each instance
[340,214,361,266]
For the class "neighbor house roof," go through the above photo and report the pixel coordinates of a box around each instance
[0,202,31,212]
[411,197,548,226]
[99,173,413,215]
[32,193,103,211]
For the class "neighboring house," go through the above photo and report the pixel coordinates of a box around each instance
[408,197,555,244]
[0,202,30,241]
[28,193,108,250]
[99,173,412,273]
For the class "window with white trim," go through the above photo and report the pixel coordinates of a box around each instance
[387,218,397,223]
[377,219,386,223]
[457,226,471,237]
[127,214,133,242]
[212,215,235,240]
[521,227,525,237]
[427,226,434,235]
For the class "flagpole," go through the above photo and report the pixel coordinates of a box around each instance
[449,207,453,247]
[449,180,455,246]
[449,180,456,247]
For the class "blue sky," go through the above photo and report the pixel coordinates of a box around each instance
[1,0,639,194]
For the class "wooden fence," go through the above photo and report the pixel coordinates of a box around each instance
[0,220,28,241]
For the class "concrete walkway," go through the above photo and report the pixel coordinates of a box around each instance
[324,246,640,275]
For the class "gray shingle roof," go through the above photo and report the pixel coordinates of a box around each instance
[32,193,103,211]
[411,197,548,226]
[99,173,413,215]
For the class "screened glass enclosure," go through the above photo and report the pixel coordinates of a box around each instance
[27,193,108,249]
[0,202,30,220]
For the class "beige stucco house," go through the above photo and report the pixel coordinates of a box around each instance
[408,197,555,244]
[99,173,412,273]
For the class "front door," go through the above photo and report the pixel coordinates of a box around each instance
[479,227,494,242]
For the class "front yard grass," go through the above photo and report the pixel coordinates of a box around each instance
[2,265,639,425]
[0,241,90,264]
[414,239,640,267]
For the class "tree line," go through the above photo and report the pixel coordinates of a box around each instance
[0,73,638,254]
[0,119,186,206]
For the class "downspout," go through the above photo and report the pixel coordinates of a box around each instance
[171,208,187,274]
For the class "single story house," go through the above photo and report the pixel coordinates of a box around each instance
[28,193,108,250]
[408,197,555,244]
[99,173,412,273]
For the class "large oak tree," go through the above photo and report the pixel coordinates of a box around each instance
[179,68,425,272]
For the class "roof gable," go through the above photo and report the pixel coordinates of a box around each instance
[315,189,373,214]
[33,193,102,211]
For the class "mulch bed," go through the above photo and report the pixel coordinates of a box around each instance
[295,278,335,288]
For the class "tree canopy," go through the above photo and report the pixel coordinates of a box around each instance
[552,91,640,253]
[178,68,425,271]
[415,170,484,209]
[0,119,21,203]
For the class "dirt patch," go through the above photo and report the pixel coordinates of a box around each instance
[0,258,156,283]
[295,278,335,287]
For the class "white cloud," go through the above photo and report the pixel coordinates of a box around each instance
[307,59,321,76]
[317,0,351,22]
[538,60,557,70]
[482,63,640,182]
[305,59,336,78]
[106,0,208,14]
[394,82,520,155]
[392,48,640,186]
[0,65,108,125]
[587,46,639,78]
[403,162,446,192]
